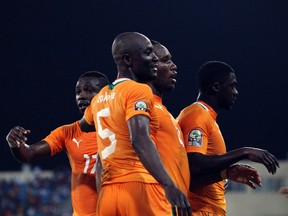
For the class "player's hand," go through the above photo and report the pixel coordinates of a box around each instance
[227,164,262,189]
[243,147,279,175]
[164,184,192,216]
[6,126,31,148]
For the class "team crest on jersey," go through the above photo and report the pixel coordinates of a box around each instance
[134,100,148,112]
[187,129,202,146]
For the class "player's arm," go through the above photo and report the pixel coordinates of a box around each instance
[128,115,192,215]
[80,116,95,132]
[95,154,103,194]
[189,169,223,190]
[190,163,262,190]
[189,146,279,176]
[6,126,51,163]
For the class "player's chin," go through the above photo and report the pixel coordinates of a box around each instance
[150,70,158,79]
[78,106,86,114]
[168,84,176,91]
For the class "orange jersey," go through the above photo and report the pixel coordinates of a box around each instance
[177,101,227,215]
[44,120,98,216]
[84,78,159,185]
[153,95,190,196]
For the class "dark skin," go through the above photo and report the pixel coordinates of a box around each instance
[81,32,191,215]
[149,43,177,97]
[6,76,104,162]
[150,44,262,193]
[188,72,279,191]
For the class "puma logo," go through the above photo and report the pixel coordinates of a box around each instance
[72,138,82,148]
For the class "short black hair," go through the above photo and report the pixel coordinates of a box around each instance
[78,71,110,85]
[197,61,234,91]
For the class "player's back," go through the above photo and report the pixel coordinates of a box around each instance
[90,78,159,185]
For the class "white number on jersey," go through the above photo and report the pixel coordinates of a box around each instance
[83,153,97,174]
[96,108,117,159]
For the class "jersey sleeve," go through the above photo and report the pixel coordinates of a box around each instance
[125,83,155,121]
[43,126,66,156]
[178,109,210,154]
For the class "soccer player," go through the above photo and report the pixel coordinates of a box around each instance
[148,40,190,197]
[6,71,110,216]
[81,32,191,216]
[177,61,280,216]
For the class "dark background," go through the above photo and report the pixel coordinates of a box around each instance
[1,0,288,171]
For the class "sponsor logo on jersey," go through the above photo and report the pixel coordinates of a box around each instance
[134,100,148,112]
[72,138,82,148]
[97,92,115,103]
[187,129,202,146]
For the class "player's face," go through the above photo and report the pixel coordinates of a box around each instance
[75,77,104,114]
[152,44,177,93]
[218,72,238,110]
[130,38,158,83]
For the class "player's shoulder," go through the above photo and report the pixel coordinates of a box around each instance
[182,102,208,115]
[123,79,150,90]
[177,102,210,124]
[59,121,81,134]
[119,80,152,96]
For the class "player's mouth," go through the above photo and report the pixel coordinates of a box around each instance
[78,100,90,109]
[151,64,158,73]
[171,72,177,83]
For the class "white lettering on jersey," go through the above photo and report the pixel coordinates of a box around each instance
[97,92,115,103]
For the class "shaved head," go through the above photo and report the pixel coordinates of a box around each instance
[111,32,158,83]
[112,32,151,64]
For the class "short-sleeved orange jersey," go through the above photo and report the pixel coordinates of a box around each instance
[153,95,190,196]
[177,101,227,215]
[44,121,98,216]
[84,78,159,185]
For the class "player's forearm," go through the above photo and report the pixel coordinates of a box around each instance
[95,155,103,193]
[10,144,34,163]
[9,141,51,163]
[188,149,247,175]
[190,172,223,190]
[132,137,174,188]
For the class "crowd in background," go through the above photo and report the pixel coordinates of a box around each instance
[0,167,72,216]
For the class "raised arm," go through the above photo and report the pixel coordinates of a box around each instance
[190,163,262,190]
[128,115,191,216]
[6,126,51,163]
[188,147,279,176]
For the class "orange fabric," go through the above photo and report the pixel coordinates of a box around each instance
[84,78,159,185]
[97,182,171,216]
[190,210,220,216]
[44,121,98,216]
[153,95,190,196]
[177,101,226,215]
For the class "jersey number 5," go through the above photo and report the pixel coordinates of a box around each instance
[96,108,117,159]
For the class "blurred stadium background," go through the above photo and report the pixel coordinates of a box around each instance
[2,1,288,215]
[0,161,287,216]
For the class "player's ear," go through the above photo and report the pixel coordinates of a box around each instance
[122,54,132,67]
[210,82,220,94]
